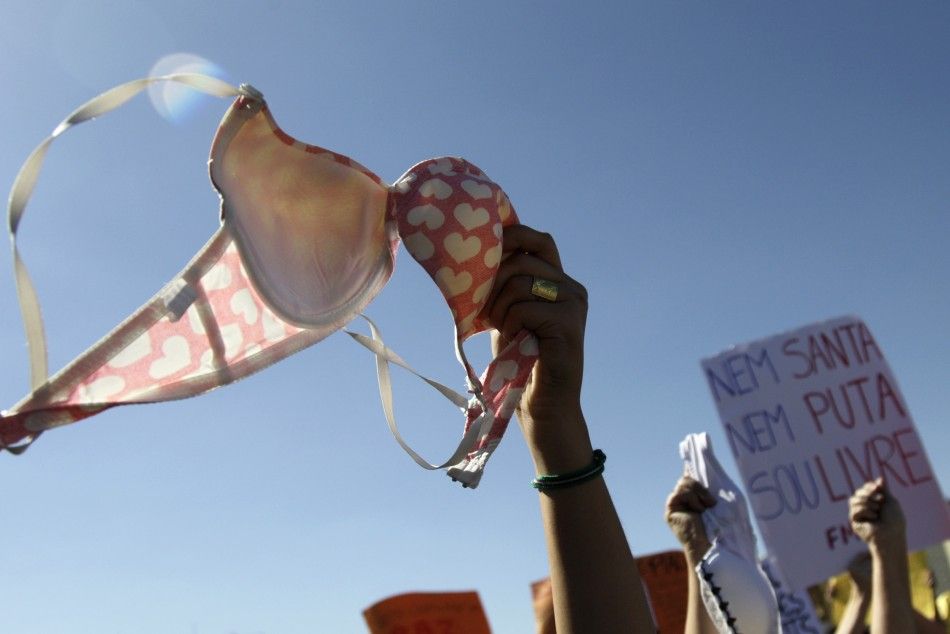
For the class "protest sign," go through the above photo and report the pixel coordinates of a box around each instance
[701,315,950,589]
[363,591,491,634]
[636,550,689,633]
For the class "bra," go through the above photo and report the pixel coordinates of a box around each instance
[681,433,780,633]
[1,74,538,487]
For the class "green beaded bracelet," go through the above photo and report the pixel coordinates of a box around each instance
[531,449,606,490]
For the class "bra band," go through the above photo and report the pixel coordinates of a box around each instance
[7,73,246,391]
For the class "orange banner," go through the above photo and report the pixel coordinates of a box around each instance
[637,550,690,634]
[363,591,491,634]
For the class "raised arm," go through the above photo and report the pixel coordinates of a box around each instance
[849,479,915,634]
[835,553,872,634]
[664,474,719,634]
[485,224,654,633]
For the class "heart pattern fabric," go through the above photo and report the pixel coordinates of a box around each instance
[393,157,515,341]
[392,157,538,487]
[0,232,332,448]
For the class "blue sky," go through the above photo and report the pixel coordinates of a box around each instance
[1,2,948,632]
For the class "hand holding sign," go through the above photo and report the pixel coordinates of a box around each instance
[848,480,917,633]
[849,478,907,551]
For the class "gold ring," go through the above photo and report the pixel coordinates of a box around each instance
[531,278,559,302]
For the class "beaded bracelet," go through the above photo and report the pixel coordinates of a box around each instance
[531,449,606,490]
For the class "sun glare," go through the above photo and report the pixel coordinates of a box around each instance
[147,53,228,123]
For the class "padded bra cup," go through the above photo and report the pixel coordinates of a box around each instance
[700,545,780,633]
[210,98,396,328]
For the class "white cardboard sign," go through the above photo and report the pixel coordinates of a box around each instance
[701,315,950,589]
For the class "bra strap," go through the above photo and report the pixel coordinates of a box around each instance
[7,73,248,391]
[345,314,491,471]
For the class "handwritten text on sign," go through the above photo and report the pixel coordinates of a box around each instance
[701,316,950,589]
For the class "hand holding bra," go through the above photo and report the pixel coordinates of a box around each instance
[680,433,781,633]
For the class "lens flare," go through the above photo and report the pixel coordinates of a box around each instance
[148,53,229,123]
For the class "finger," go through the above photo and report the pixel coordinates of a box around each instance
[858,479,881,497]
[487,272,585,335]
[675,476,717,509]
[669,483,711,514]
[849,482,877,509]
[850,505,880,523]
[850,494,882,515]
[489,329,505,358]
[664,487,690,520]
[496,292,587,346]
[681,491,709,514]
[686,478,718,508]
[676,474,696,491]
[502,224,563,271]
[664,493,678,520]
[666,500,705,521]
[851,511,878,525]
[494,299,533,346]
[667,491,699,513]
[485,251,569,318]
[488,277,586,342]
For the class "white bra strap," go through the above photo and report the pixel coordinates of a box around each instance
[345,315,489,470]
[6,73,247,390]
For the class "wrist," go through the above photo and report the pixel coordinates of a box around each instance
[523,409,592,475]
[683,541,712,566]
[530,438,595,477]
[868,530,907,558]
[531,449,606,491]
